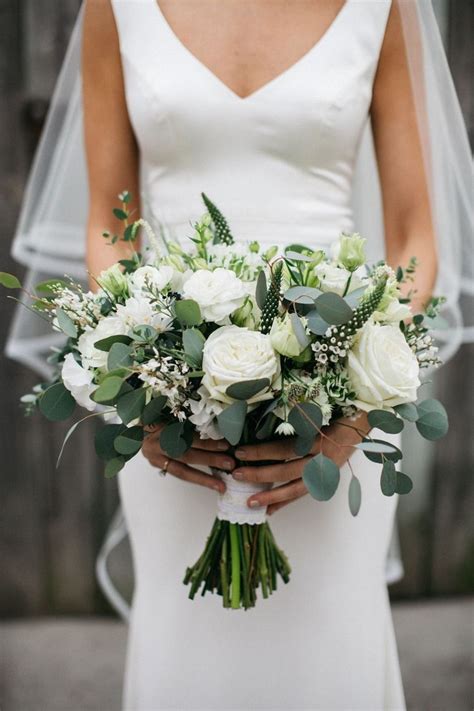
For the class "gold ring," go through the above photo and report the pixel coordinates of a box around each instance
[162,458,170,475]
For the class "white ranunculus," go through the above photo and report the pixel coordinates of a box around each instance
[129,265,174,295]
[61,353,96,410]
[314,262,364,296]
[201,325,280,406]
[181,268,248,323]
[347,320,420,411]
[115,296,172,333]
[77,315,128,370]
[373,297,412,324]
[270,313,305,358]
[188,387,224,440]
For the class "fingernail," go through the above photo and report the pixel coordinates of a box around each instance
[217,441,229,451]
[248,499,260,508]
[221,459,235,471]
[235,449,246,459]
[232,470,244,480]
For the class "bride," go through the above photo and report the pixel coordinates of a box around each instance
[8,0,471,709]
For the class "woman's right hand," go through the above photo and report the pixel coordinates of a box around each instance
[142,425,234,494]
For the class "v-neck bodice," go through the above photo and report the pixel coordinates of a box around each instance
[111,0,391,246]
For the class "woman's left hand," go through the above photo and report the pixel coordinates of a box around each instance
[232,413,370,515]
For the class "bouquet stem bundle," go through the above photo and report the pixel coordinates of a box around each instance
[184,518,291,610]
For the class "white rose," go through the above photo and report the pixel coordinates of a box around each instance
[77,315,128,370]
[61,353,96,410]
[115,296,172,333]
[314,263,364,296]
[129,265,174,295]
[201,325,280,406]
[347,320,420,411]
[270,313,305,358]
[373,297,412,324]
[181,268,248,323]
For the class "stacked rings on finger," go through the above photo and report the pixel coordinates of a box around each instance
[160,458,170,477]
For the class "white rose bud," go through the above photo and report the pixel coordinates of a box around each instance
[201,325,280,406]
[334,232,366,272]
[181,268,248,323]
[347,320,420,411]
[270,313,305,358]
[129,265,174,294]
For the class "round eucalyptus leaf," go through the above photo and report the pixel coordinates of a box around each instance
[131,324,158,343]
[415,399,449,440]
[182,328,205,366]
[363,440,403,464]
[293,435,314,457]
[141,395,167,426]
[95,424,127,460]
[174,299,202,326]
[288,402,323,439]
[343,286,367,308]
[91,376,125,404]
[367,409,404,434]
[39,382,75,421]
[226,378,270,401]
[394,403,419,422]
[216,400,248,445]
[94,334,133,352]
[303,453,340,501]
[348,476,362,516]
[159,422,189,458]
[355,440,399,454]
[315,292,353,325]
[104,457,126,479]
[284,251,315,263]
[284,286,321,305]
[306,310,330,336]
[380,460,397,496]
[114,426,144,456]
[56,308,78,338]
[395,471,413,495]
[107,342,132,371]
[116,388,146,424]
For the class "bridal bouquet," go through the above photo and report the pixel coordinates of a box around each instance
[2,192,448,609]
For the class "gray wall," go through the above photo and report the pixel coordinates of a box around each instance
[0,0,472,616]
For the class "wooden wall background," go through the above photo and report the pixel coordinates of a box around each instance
[0,0,472,617]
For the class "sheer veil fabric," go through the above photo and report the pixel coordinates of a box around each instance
[6,0,472,628]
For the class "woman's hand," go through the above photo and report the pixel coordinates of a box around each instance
[142,424,234,494]
[232,413,370,515]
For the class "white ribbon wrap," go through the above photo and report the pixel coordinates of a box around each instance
[215,471,271,525]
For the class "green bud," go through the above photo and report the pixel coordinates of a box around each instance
[97,263,129,297]
[336,233,366,272]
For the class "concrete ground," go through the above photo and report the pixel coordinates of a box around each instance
[0,599,472,711]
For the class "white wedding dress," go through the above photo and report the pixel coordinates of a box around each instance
[113,0,406,708]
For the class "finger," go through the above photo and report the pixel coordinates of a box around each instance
[233,457,309,484]
[234,438,298,462]
[247,479,307,508]
[267,489,307,515]
[191,434,231,452]
[181,448,236,472]
[148,453,226,493]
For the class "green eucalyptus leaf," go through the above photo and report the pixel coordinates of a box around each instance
[114,426,144,455]
[380,460,397,496]
[104,457,126,478]
[355,440,399,454]
[107,342,132,371]
[367,409,404,434]
[394,403,419,422]
[217,400,248,445]
[306,310,330,336]
[141,395,167,426]
[39,382,75,421]
[288,402,323,439]
[315,292,353,325]
[174,299,202,326]
[35,278,70,294]
[285,251,315,262]
[116,388,146,424]
[91,376,125,404]
[182,328,205,366]
[344,286,367,308]
[363,440,403,463]
[303,453,340,501]
[284,286,321,305]
[415,399,449,440]
[289,312,310,348]
[95,424,127,460]
[255,270,267,309]
[159,421,190,458]
[293,435,314,457]
[94,334,133,352]
[255,413,278,441]
[226,378,270,401]
[348,476,362,516]
[56,309,78,338]
[0,272,22,289]
[131,324,158,343]
[396,471,413,495]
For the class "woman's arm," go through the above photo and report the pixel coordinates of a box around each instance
[82,0,140,282]
[82,0,232,492]
[234,3,438,513]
